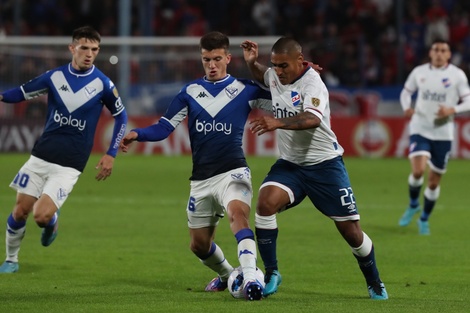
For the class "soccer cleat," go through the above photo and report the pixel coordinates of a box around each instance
[41,209,60,247]
[367,280,388,300]
[244,281,263,301]
[398,206,420,227]
[0,261,19,273]
[263,270,282,297]
[417,219,430,235]
[205,276,228,292]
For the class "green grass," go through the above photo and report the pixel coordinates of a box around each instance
[0,153,469,313]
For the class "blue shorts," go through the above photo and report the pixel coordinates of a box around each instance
[408,134,451,173]
[261,156,360,221]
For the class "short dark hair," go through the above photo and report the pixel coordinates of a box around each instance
[72,26,101,43]
[199,31,229,52]
[272,37,302,55]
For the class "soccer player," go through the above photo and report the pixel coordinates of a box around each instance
[398,39,470,235]
[241,37,388,300]
[119,32,271,301]
[0,26,128,273]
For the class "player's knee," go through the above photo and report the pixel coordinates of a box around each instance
[33,210,54,227]
[189,240,210,258]
[256,197,281,216]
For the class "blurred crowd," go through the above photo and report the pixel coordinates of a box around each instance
[1,0,470,87]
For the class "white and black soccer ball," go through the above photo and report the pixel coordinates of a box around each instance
[227,266,265,299]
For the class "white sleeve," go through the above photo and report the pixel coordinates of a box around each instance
[400,88,414,111]
[455,71,470,114]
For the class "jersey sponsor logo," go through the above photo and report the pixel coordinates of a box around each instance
[225,86,239,99]
[115,97,124,111]
[422,89,446,102]
[272,103,297,118]
[53,110,86,131]
[196,91,208,98]
[291,91,300,106]
[195,119,232,135]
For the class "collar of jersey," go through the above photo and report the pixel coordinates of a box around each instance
[203,74,231,84]
[68,63,95,77]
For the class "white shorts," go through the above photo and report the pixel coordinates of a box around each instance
[9,155,81,209]
[187,167,253,229]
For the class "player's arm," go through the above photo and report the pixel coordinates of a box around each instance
[438,73,470,118]
[95,109,128,181]
[250,112,320,136]
[400,87,415,118]
[241,40,268,85]
[0,87,26,103]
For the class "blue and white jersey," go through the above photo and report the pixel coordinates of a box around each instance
[402,63,470,140]
[138,75,271,180]
[264,64,343,166]
[10,64,125,171]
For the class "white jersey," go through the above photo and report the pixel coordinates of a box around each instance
[264,65,343,166]
[402,63,470,140]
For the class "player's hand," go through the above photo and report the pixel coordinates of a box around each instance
[95,154,114,181]
[241,40,259,64]
[119,131,138,153]
[250,116,281,136]
[404,108,414,118]
[306,61,323,73]
[436,105,455,118]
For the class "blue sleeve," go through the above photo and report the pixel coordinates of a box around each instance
[106,110,128,157]
[134,118,175,142]
[1,87,25,103]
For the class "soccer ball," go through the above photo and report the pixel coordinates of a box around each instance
[227,266,265,299]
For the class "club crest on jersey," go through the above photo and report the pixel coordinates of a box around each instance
[231,173,244,180]
[85,86,97,98]
[442,78,451,88]
[57,188,68,201]
[225,86,239,99]
[291,91,300,106]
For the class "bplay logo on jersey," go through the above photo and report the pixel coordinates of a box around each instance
[53,110,86,131]
[195,119,232,135]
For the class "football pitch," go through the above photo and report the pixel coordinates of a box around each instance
[0,153,468,313]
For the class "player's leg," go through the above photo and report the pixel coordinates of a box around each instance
[255,185,289,296]
[400,135,430,226]
[0,193,35,273]
[37,163,80,246]
[309,156,387,299]
[417,141,450,235]
[335,221,388,300]
[220,168,263,300]
[187,179,233,291]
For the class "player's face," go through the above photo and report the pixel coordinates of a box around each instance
[270,52,304,85]
[69,38,100,71]
[201,48,231,81]
[429,43,451,68]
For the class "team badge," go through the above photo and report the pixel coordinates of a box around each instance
[112,87,120,98]
[225,87,239,99]
[442,78,451,88]
[291,91,300,106]
[85,86,97,98]
[312,97,320,107]
[57,188,68,201]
